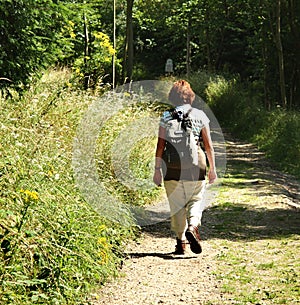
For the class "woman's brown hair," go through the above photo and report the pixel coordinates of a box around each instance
[168,80,195,106]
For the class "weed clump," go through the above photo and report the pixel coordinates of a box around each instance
[0,68,152,304]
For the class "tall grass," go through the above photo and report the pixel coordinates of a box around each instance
[254,110,300,177]
[189,71,300,179]
[95,103,162,208]
[0,68,157,304]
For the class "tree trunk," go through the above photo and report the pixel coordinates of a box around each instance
[287,0,299,109]
[124,0,134,83]
[83,13,90,90]
[275,0,287,107]
[205,7,212,71]
[112,0,116,88]
[186,17,191,78]
[260,0,271,110]
[262,40,271,110]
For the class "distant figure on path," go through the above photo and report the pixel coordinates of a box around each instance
[165,58,174,76]
[153,80,217,255]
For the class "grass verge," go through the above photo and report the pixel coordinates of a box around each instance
[204,153,299,305]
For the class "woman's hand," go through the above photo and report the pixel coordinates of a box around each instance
[208,168,217,184]
[202,125,217,184]
[153,169,162,186]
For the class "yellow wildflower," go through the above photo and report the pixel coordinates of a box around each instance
[98,249,108,264]
[19,189,39,202]
[98,224,107,232]
[98,237,108,246]
[93,31,115,55]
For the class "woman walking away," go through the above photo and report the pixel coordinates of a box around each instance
[153,80,217,255]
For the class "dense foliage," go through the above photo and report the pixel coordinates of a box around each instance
[1,0,299,108]
[188,71,300,178]
[0,0,68,86]
[0,0,123,89]
[133,0,300,109]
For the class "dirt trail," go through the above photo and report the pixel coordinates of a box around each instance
[92,136,299,305]
[93,225,224,305]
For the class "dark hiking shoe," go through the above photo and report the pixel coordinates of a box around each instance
[173,238,186,255]
[185,225,202,254]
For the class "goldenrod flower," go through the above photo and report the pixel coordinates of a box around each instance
[98,224,107,232]
[98,249,108,264]
[93,31,115,55]
[19,189,39,202]
[97,237,108,246]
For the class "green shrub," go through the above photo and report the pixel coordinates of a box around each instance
[0,68,139,305]
[255,109,300,178]
[192,71,299,179]
[204,75,266,138]
[187,70,215,98]
[72,31,118,90]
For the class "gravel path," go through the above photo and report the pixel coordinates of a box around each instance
[92,135,299,305]
[93,222,225,305]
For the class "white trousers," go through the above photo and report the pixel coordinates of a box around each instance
[164,180,206,241]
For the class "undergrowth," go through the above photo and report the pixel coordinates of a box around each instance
[0,68,161,304]
[189,71,300,179]
[95,103,163,208]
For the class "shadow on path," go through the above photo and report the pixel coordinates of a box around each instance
[201,204,299,241]
[140,203,299,243]
[128,251,198,260]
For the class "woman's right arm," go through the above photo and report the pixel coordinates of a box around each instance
[153,126,166,186]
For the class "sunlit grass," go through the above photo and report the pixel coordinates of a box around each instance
[0,68,141,305]
[207,156,300,305]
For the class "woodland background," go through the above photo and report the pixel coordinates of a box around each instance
[1,0,299,109]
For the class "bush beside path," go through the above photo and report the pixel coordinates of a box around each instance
[92,135,299,305]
